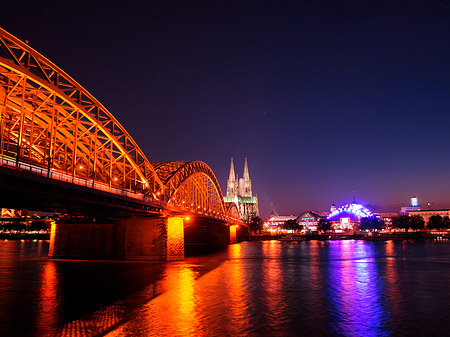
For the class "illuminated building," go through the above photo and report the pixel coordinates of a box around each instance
[264,215,297,231]
[224,158,259,221]
[376,213,399,227]
[409,209,450,225]
[1,208,21,218]
[297,211,326,231]
[330,202,336,212]
[327,202,374,231]
[400,194,421,215]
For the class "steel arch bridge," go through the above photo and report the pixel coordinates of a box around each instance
[0,27,240,224]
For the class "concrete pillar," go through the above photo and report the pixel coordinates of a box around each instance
[229,224,237,244]
[48,221,57,258]
[166,217,185,261]
[184,217,231,247]
[48,216,185,261]
[120,217,166,260]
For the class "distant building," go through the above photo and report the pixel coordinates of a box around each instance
[409,209,450,225]
[265,215,297,224]
[264,215,297,231]
[330,202,336,213]
[297,211,326,231]
[224,158,259,221]
[400,194,421,215]
[327,202,375,231]
[1,209,21,218]
[376,212,399,227]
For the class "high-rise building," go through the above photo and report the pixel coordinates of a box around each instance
[224,157,259,221]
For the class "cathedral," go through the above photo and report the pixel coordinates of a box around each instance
[224,158,259,221]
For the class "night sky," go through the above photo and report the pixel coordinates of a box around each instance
[3,1,450,218]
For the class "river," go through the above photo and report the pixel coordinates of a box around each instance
[0,239,449,336]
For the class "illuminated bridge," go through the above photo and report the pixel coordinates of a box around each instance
[0,27,242,261]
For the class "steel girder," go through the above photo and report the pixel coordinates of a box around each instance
[0,27,164,197]
[0,27,240,222]
[152,161,240,222]
[226,202,241,224]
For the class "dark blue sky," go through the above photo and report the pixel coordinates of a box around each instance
[4,1,450,218]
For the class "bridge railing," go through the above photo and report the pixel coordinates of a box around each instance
[0,156,240,221]
[0,156,154,204]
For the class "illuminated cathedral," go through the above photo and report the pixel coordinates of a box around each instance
[224,158,259,221]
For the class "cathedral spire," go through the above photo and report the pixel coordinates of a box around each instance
[240,157,252,197]
[228,157,236,182]
[243,157,250,181]
[226,157,238,197]
[224,157,259,221]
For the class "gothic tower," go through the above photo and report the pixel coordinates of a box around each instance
[224,157,259,221]
[226,157,238,197]
[239,157,252,197]
[242,157,252,197]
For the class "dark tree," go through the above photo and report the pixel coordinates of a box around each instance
[409,215,425,230]
[317,218,332,233]
[4,223,27,232]
[360,217,384,230]
[29,220,51,231]
[427,215,443,230]
[283,219,302,231]
[248,216,264,233]
[442,216,450,229]
[392,215,410,231]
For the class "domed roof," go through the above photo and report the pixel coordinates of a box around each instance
[327,203,373,221]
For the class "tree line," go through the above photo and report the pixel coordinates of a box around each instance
[247,214,450,234]
[317,215,450,232]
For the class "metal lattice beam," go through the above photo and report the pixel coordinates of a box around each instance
[226,203,240,223]
[0,27,241,223]
[153,160,240,221]
[0,27,164,197]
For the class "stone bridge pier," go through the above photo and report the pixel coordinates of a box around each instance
[48,216,237,261]
[49,216,185,261]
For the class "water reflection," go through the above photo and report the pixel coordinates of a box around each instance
[326,241,390,336]
[262,241,288,335]
[37,262,59,335]
[141,265,200,335]
[383,240,405,334]
[226,243,251,335]
[3,240,450,336]
[306,241,328,335]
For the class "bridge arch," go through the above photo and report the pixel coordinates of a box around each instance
[152,160,237,220]
[226,202,241,224]
[0,27,164,197]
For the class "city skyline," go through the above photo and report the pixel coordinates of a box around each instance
[3,1,449,218]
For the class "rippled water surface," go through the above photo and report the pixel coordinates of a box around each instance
[1,239,450,336]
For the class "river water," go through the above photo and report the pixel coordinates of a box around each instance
[1,239,449,336]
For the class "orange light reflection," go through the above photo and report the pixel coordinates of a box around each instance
[36,262,59,336]
[262,240,287,332]
[135,265,200,335]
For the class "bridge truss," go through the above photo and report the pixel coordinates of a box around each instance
[0,27,240,224]
[153,161,238,221]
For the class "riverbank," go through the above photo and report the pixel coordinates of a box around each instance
[250,231,450,242]
[0,233,50,240]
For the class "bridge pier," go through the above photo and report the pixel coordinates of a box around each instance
[229,225,237,244]
[183,217,234,250]
[48,216,185,261]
